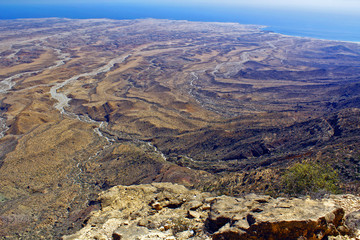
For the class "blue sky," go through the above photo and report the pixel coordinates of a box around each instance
[1,0,360,14]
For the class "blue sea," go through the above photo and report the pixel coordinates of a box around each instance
[0,3,359,42]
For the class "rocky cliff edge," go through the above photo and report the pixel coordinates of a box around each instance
[62,183,360,240]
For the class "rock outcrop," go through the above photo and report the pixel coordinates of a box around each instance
[62,183,360,240]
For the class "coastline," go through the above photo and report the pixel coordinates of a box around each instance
[263,26,360,44]
[0,16,359,45]
[0,2,359,44]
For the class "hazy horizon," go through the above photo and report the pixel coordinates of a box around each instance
[0,0,359,42]
[1,0,360,14]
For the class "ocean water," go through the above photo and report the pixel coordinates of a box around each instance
[0,3,359,42]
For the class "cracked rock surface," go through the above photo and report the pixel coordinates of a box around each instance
[62,183,360,240]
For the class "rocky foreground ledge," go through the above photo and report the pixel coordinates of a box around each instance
[62,183,360,240]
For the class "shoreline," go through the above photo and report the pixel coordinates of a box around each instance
[0,17,359,45]
[263,26,360,45]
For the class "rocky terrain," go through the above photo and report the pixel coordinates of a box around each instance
[0,18,359,239]
[62,183,360,240]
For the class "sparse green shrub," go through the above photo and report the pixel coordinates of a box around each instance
[0,193,6,202]
[282,162,339,196]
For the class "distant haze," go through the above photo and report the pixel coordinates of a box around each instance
[1,0,359,42]
[141,0,360,14]
[2,0,360,14]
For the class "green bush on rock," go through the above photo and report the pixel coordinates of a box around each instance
[0,193,6,202]
[282,162,339,196]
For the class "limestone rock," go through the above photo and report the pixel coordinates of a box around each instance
[345,211,360,237]
[62,183,360,240]
[62,183,212,240]
[112,225,149,240]
[208,195,345,239]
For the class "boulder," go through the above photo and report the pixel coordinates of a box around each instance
[208,194,345,239]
